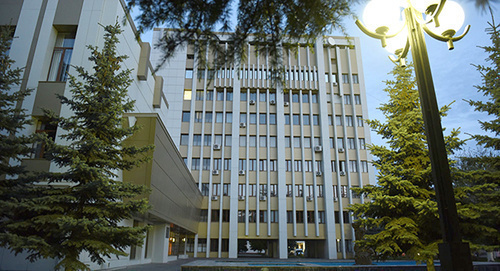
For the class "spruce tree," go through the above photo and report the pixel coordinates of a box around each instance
[350,64,465,270]
[0,26,35,242]
[3,23,152,271]
[457,10,500,254]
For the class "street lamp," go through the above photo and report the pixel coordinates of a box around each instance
[356,0,473,270]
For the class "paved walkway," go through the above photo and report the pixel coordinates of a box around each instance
[110,258,197,271]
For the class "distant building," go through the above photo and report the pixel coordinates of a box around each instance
[0,1,201,270]
[152,30,375,259]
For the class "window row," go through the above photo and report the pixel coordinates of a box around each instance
[239,113,277,125]
[330,160,369,173]
[237,159,277,171]
[283,92,319,103]
[189,238,229,253]
[329,138,366,150]
[241,90,277,102]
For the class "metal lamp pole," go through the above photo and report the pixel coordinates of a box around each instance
[357,1,473,270]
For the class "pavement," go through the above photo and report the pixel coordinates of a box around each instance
[109,258,197,271]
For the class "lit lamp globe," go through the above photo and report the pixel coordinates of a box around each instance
[384,28,408,55]
[362,0,405,36]
[425,0,465,37]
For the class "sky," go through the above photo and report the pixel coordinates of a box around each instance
[135,0,498,151]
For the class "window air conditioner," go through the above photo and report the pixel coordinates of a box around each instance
[284,101,289,107]
[249,100,256,105]
[238,170,245,176]
[213,144,221,150]
[211,195,218,201]
[314,145,323,152]
[238,196,245,201]
[340,171,346,176]
[212,170,219,175]
[270,100,276,105]
[240,122,246,128]
[316,171,322,176]
[306,196,313,202]
[333,82,338,86]
[260,196,266,201]
[338,148,345,153]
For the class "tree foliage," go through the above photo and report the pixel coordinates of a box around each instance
[350,64,465,270]
[1,23,152,271]
[127,0,355,81]
[457,9,500,253]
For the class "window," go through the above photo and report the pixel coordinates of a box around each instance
[287,211,293,223]
[180,134,189,145]
[352,74,359,84]
[186,239,195,253]
[312,93,318,103]
[239,136,246,147]
[201,184,209,196]
[197,69,205,79]
[339,161,346,172]
[337,138,344,149]
[286,160,292,171]
[249,159,257,171]
[260,211,267,223]
[194,111,203,122]
[226,90,233,101]
[344,94,352,105]
[250,113,257,124]
[212,183,220,196]
[349,160,358,172]
[215,134,223,145]
[335,115,342,125]
[249,91,257,101]
[292,92,299,103]
[285,114,290,125]
[342,73,349,83]
[293,137,301,148]
[182,111,190,122]
[222,210,230,222]
[259,114,266,125]
[361,161,369,172]
[249,136,256,147]
[216,90,224,100]
[302,93,309,103]
[238,184,246,196]
[196,90,204,100]
[315,160,322,172]
[345,116,354,126]
[270,136,277,147]
[271,210,279,223]
[193,134,201,146]
[307,211,315,223]
[226,112,233,123]
[285,137,291,148]
[225,135,232,146]
[47,33,75,82]
[347,138,356,149]
[259,159,267,171]
[269,113,276,125]
[239,159,246,171]
[341,185,348,197]
[331,161,337,172]
[295,185,303,197]
[238,210,245,222]
[183,90,192,100]
[249,184,257,196]
[313,115,320,125]
[357,116,364,127]
[330,138,334,148]
[206,90,214,100]
[259,184,267,196]
[33,121,57,158]
[306,185,314,197]
[296,211,304,223]
[241,91,247,101]
[303,115,310,125]
[209,238,219,252]
[359,138,366,149]
[248,210,257,222]
[270,184,278,197]
[354,94,361,104]
[304,160,312,172]
[318,211,326,224]
[216,112,223,123]
[286,185,293,197]
[205,112,213,123]
[259,137,267,147]
[200,209,208,222]
[240,113,246,124]
[269,160,277,171]
[294,160,302,172]
[185,69,193,79]
[316,185,324,197]
[293,114,300,125]
[213,158,222,170]
[224,158,231,171]
[259,91,266,102]
[270,92,276,102]
[191,158,200,170]
[304,137,311,148]
[202,158,210,170]
[314,137,321,147]
[328,115,333,125]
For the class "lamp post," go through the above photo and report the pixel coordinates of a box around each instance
[356,1,473,270]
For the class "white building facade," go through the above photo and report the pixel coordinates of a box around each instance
[152,30,376,259]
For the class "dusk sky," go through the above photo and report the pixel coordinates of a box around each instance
[136,0,498,152]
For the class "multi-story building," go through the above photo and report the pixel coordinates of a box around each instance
[0,1,201,270]
[153,30,375,259]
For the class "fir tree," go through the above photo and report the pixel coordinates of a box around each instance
[457,9,500,253]
[350,64,465,271]
[0,26,34,242]
[3,23,152,271]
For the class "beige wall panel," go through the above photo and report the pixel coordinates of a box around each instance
[32,82,65,116]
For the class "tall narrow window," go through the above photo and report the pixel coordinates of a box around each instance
[33,120,57,158]
[48,33,75,82]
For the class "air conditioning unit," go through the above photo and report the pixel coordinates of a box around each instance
[212,170,219,175]
[333,82,338,86]
[316,171,322,176]
[211,195,218,201]
[213,144,221,150]
[338,148,345,153]
[259,196,266,201]
[270,100,276,105]
[306,196,313,202]
[314,145,323,152]
[334,197,338,202]
[238,170,245,176]
[340,171,346,176]
[240,122,246,128]
[249,100,256,105]
[238,195,245,201]
[284,101,290,107]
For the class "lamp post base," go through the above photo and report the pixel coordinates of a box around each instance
[438,242,473,271]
